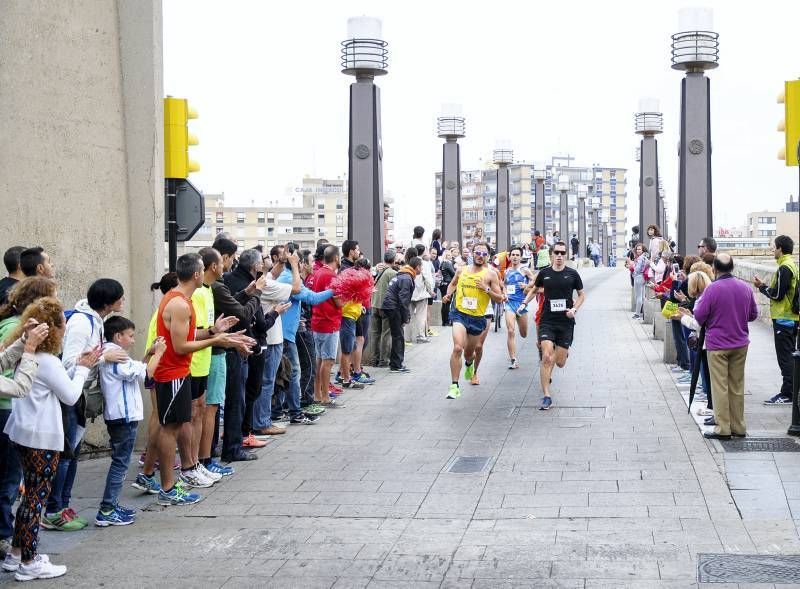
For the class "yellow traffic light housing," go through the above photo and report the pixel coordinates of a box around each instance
[164,97,200,179]
[778,80,800,167]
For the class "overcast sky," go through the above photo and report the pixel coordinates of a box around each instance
[164,0,800,241]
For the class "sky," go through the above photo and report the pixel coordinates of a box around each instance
[163,0,800,241]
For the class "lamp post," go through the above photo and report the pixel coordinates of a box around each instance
[671,7,718,254]
[557,174,570,244]
[438,104,465,248]
[606,223,614,266]
[342,16,388,263]
[635,97,663,249]
[600,213,609,267]
[590,198,600,246]
[533,168,546,238]
[494,143,513,252]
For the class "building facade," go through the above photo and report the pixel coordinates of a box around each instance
[435,157,628,258]
[746,210,799,243]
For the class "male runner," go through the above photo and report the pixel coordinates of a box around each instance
[470,261,502,386]
[442,242,504,399]
[503,246,535,369]
[521,240,585,410]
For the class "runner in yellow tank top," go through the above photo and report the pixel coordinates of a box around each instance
[442,242,504,399]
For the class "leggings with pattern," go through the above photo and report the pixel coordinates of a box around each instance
[12,446,59,562]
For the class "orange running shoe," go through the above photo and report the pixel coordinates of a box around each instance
[470,374,480,385]
[242,433,268,448]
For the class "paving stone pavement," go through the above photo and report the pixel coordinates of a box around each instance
[2,267,800,588]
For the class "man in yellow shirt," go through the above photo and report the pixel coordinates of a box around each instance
[442,242,504,399]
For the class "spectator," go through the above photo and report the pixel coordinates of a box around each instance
[589,239,601,267]
[382,257,422,372]
[411,226,425,249]
[646,225,666,260]
[45,278,128,532]
[0,277,57,550]
[693,254,758,440]
[94,316,166,527]
[2,297,99,581]
[754,235,799,405]
[310,246,344,406]
[439,250,456,326]
[351,257,375,385]
[570,234,579,260]
[0,247,25,305]
[697,236,718,257]
[409,245,433,344]
[366,250,399,367]
[19,248,54,279]
[430,229,444,257]
[337,241,365,390]
[630,244,647,319]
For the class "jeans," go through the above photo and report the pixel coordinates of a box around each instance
[0,409,22,538]
[100,419,138,510]
[385,307,406,370]
[773,319,798,398]
[46,404,80,514]
[242,349,265,436]
[274,340,301,419]
[253,343,283,431]
[297,330,316,406]
[222,350,248,460]
[592,254,600,267]
[672,320,690,370]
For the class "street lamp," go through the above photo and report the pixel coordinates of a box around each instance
[671,6,718,254]
[438,104,465,248]
[342,16,388,263]
[577,184,588,264]
[557,174,570,244]
[533,168,546,239]
[493,142,514,252]
[635,97,664,248]
[590,197,601,246]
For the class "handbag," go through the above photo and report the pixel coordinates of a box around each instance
[661,300,679,318]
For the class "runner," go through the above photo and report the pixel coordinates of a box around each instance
[441,242,504,399]
[470,260,502,386]
[503,246,535,369]
[521,240,585,410]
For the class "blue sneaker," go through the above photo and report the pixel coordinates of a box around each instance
[206,461,235,477]
[131,472,161,494]
[353,373,375,385]
[115,504,136,517]
[539,396,552,411]
[158,482,202,506]
[764,394,792,405]
[95,506,135,527]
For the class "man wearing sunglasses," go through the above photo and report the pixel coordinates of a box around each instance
[523,241,585,410]
[442,243,504,399]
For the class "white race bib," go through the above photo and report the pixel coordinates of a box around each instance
[550,299,567,312]
[506,284,516,295]
[461,296,478,311]
[207,308,215,326]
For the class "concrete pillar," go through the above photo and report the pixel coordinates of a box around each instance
[662,322,678,363]
[577,195,587,262]
[534,177,545,236]
[559,190,569,246]
[677,72,713,254]
[0,0,164,446]
[496,165,511,252]
[639,135,660,246]
[441,139,462,247]
[348,77,384,263]
[653,314,666,340]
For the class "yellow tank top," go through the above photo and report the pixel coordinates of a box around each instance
[455,267,491,317]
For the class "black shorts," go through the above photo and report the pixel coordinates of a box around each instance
[190,375,208,400]
[155,377,192,425]
[355,313,369,338]
[537,321,575,349]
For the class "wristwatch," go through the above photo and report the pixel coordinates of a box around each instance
[208,327,215,335]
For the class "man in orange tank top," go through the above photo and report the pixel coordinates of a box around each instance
[139,253,248,506]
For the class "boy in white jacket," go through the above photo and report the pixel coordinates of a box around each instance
[95,316,165,527]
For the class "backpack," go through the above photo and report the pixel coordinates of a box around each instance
[63,310,104,421]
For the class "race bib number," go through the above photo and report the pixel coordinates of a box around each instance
[461,296,478,311]
[550,299,567,312]
[207,308,215,326]
[506,285,516,295]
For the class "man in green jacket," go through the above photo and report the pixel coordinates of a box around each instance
[754,235,799,405]
[365,250,400,367]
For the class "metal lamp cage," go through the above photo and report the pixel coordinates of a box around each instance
[671,31,719,70]
[635,111,664,134]
[341,38,389,75]
[437,116,466,138]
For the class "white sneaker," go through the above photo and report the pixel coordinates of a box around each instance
[2,551,20,572]
[178,467,214,489]
[197,463,222,483]
[14,554,65,581]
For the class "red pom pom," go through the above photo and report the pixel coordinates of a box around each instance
[331,268,373,306]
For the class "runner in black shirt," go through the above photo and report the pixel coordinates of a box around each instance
[521,240,585,410]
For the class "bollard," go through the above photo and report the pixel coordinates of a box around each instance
[653,316,666,341]
[430,300,443,327]
[643,298,658,325]
[630,288,636,312]
[788,350,800,436]
[662,321,677,363]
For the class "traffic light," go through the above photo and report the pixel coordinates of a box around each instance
[164,97,200,179]
[778,80,800,167]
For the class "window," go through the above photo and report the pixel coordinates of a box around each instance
[336,229,344,238]
[318,214,325,222]
[257,240,265,247]
[215,227,224,235]
[295,213,313,220]
[336,213,344,224]
[257,212,265,223]
[336,199,344,210]
[277,213,293,221]
[267,212,275,222]
[216,211,224,224]
[236,212,246,224]
[257,227,265,237]
[267,227,274,237]
[318,203,325,210]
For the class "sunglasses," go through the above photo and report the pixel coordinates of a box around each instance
[473,251,489,257]
[553,250,567,255]
[697,244,706,248]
